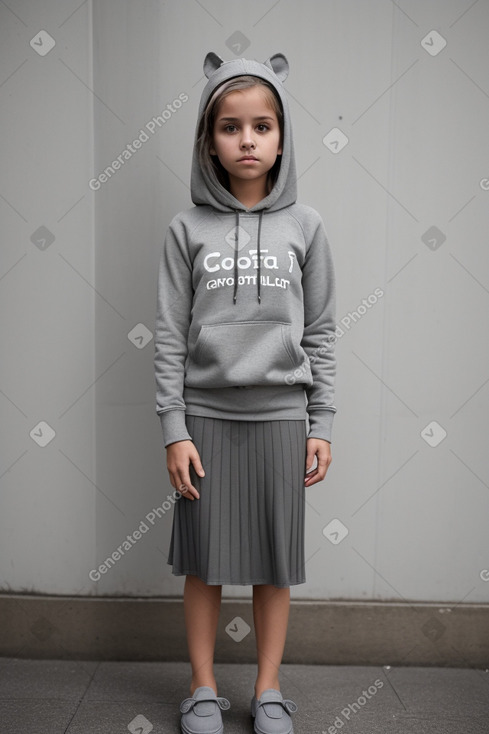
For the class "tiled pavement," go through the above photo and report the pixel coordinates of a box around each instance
[0,658,488,733]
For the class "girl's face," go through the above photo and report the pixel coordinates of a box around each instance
[210,87,282,191]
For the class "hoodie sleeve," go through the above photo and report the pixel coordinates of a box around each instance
[300,209,337,443]
[154,215,194,448]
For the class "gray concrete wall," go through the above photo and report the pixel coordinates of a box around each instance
[1,0,488,605]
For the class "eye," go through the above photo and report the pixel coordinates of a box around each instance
[256,123,269,132]
[224,124,237,133]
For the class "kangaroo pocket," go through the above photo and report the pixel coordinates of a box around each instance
[185,320,305,388]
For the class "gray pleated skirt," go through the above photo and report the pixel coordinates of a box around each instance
[167,415,308,587]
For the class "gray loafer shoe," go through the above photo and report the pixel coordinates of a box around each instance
[251,688,298,734]
[180,685,230,734]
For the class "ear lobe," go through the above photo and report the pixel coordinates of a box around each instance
[264,53,289,82]
[203,52,224,78]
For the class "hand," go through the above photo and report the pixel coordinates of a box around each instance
[166,440,205,501]
[304,438,332,486]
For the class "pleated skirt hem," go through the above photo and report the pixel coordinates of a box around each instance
[167,569,306,588]
[167,415,308,588]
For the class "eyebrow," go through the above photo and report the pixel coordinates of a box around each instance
[217,116,275,122]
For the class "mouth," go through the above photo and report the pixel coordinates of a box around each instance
[238,156,258,161]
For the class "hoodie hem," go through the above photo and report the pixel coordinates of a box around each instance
[183,384,307,422]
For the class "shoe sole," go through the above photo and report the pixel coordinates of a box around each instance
[250,713,293,734]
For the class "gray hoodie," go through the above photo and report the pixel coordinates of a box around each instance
[154,52,337,447]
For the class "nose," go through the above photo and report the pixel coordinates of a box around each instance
[240,126,255,149]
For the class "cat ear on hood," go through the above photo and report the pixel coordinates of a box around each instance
[264,53,289,82]
[203,52,224,78]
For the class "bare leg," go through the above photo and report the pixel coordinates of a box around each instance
[183,574,222,695]
[252,584,290,699]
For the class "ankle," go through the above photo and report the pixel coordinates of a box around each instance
[190,676,217,696]
[255,679,280,699]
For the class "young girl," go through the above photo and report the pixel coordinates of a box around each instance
[154,51,337,734]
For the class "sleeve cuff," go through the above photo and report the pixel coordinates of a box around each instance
[159,410,193,448]
[307,409,335,443]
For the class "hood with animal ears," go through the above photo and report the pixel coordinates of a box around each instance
[190,52,297,213]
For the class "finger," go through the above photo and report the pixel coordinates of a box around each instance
[305,448,317,472]
[178,483,194,500]
[168,461,201,500]
[305,474,320,487]
[305,459,331,484]
[305,455,318,475]
[176,481,195,501]
[191,454,206,478]
[317,455,332,479]
[304,467,319,484]
[168,470,180,492]
[177,471,200,500]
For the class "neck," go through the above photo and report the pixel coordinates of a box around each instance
[229,175,268,209]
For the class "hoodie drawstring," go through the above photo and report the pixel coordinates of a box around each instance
[233,209,263,305]
[233,210,239,304]
[257,210,262,304]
